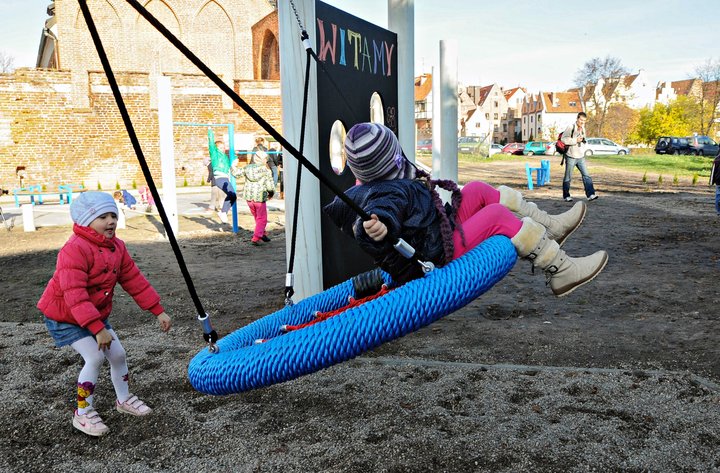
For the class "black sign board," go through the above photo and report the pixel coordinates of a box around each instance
[315,0,399,288]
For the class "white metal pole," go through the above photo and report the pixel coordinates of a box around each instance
[22,204,35,232]
[279,0,323,301]
[431,64,440,176]
[157,75,179,235]
[438,40,458,187]
[388,0,415,162]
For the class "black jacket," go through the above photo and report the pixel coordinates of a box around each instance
[323,179,446,284]
[711,153,720,186]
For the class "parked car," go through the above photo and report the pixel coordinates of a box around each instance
[416,139,432,153]
[502,142,524,155]
[458,136,482,154]
[687,135,719,156]
[654,136,690,155]
[584,137,630,156]
[522,141,552,156]
[488,143,503,157]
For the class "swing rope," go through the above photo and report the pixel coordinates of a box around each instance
[78,0,218,351]
[284,30,312,306]
[284,21,365,304]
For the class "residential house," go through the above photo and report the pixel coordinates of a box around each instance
[580,70,655,113]
[521,91,583,142]
[464,84,509,142]
[414,73,433,140]
[656,78,704,104]
[502,87,526,143]
[617,70,655,109]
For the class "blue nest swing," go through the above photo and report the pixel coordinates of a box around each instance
[188,236,516,395]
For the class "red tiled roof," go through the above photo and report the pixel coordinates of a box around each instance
[624,74,638,88]
[671,78,698,96]
[414,73,432,101]
[503,87,524,101]
[474,85,493,106]
[541,91,583,113]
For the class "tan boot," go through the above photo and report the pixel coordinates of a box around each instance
[499,185,586,246]
[511,217,608,297]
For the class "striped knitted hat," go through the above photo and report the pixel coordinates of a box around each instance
[345,123,414,183]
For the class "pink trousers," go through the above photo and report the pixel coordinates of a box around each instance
[452,181,523,259]
[247,200,268,242]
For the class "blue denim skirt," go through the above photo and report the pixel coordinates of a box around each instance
[44,317,112,347]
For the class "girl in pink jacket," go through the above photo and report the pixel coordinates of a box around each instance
[38,191,172,437]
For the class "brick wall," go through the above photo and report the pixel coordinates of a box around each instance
[251,11,280,80]
[0,68,281,190]
[0,0,284,191]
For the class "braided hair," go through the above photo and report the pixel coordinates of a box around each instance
[413,166,466,264]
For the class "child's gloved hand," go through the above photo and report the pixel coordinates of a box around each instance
[363,214,387,242]
[157,312,172,332]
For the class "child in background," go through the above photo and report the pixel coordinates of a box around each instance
[113,189,137,210]
[234,154,275,245]
[37,191,172,437]
[137,185,155,212]
[208,129,237,224]
[323,123,608,296]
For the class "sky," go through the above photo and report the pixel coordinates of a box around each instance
[1,0,716,93]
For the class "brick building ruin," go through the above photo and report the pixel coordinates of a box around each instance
[0,0,282,191]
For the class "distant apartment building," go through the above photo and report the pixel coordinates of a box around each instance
[414,73,433,140]
[521,91,583,141]
[502,87,526,143]
[464,84,508,142]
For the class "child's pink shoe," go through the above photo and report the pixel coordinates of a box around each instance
[73,408,109,437]
[116,394,152,416]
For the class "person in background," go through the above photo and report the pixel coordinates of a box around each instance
[710,150,720,215]
[113,189,137,210]
[208,129,237,224]
[254,136,278,189]
[203,155,224,212]
[234,154,275,246]
[560,112,598,202]
[37,191,171,437]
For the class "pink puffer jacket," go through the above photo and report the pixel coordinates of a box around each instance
[37,224,164,334]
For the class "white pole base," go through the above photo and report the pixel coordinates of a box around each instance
[22,204,35,232]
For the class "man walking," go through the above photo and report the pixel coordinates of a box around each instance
[561,112,598,202]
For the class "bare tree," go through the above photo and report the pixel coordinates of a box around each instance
[693,58,720,135]
[574,56,630,136]
[0,51,15,73]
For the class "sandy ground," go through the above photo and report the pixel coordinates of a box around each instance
[1,157,719,472]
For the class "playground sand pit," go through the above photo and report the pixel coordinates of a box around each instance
[0,160,719,472]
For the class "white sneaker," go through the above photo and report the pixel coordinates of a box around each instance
[217,211,228,223]
[587,194,599,201]
[73,408,109,437]
[116,394,152,416]
[564,196,573,202]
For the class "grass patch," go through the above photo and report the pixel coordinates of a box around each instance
[447,150,715,178]
[589,152,714,178]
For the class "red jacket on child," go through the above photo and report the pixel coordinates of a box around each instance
[38,224,164,335]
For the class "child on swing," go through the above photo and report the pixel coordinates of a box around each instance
[37,191,172,437]
[323,122,608,296]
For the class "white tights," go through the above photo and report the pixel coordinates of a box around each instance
[71,328,131,413]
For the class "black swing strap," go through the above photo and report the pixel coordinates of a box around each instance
[78,1,218,350]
